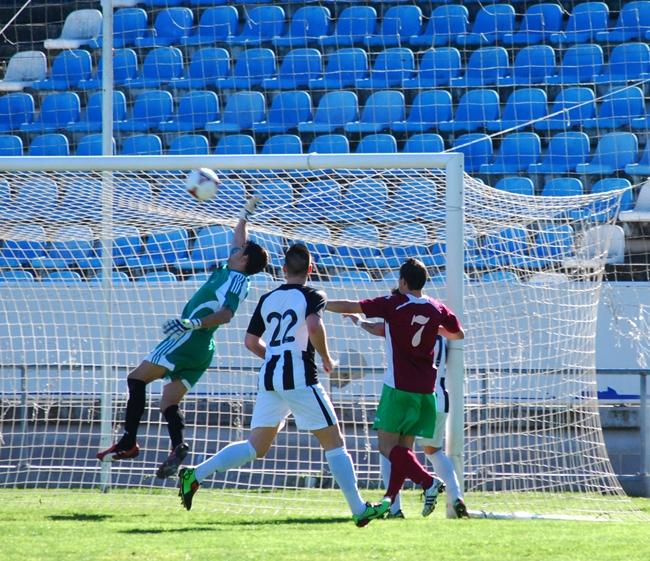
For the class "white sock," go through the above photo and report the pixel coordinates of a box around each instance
[426,450,462,502]
[380,454,402,514]
[325,447,366,516]
[194,440,257,483]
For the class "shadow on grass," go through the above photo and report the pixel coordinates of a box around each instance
[49,513,114,522]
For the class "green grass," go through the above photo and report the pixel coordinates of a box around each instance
[2,490,650,561]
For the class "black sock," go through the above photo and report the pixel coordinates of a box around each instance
[163,405,185,449]
[118,379,146,449]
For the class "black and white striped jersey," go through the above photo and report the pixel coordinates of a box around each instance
[247,283,326,391]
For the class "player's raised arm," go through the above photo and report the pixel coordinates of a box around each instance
[343,314,386,337]
[232,196,259,251]
[325,300,363,314]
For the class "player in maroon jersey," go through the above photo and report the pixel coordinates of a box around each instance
[326,257,465,517]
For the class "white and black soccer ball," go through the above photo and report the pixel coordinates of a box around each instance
[185,168,220,202]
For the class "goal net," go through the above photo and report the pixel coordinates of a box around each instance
[0,154,642,520]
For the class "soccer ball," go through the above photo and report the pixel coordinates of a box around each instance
[185,168,220,202]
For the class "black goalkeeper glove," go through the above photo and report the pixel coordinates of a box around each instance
[162,318,202,338]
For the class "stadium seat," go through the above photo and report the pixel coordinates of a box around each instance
[340,180,388,222]
[115,90,174,133]
[307,134,349,154]
[74,225,143,272]
[596,1,650,43]
[365,5,422,48]
[76,134,116,155]
[51,179,102,222]
[67,91,127,134]
[214,134,256,155]
[550,2,610,44]
[297,90,358,134]
[355,134,397,154]
[32,225,95,271]
[547,44,604,85]
[494,177,535,196]
[497,45,557,86]
[589,178,634,222]
[336,223,385,269]
[625,143,650,176]
[112,179,153,225]
[355,48,415,89]
[261,134,303,154]
[471,225,530,269]
[449,46,510,87]
[479,132,542,175]
[136,271,178,283]
[205,91,266,133]
[20,92,80,133]
[272,6,331,48]
[381,222,434,268]
[89,7,147,48]
[512,224,575,269]
[344,90,405,134]
[331,270,374,283]
[568,224,625,265]
[134,7,193,48]
[481,271,520,283]
[126,228,190,273]
[28,133,69,156]
[401,47,461,89]
[502,3,564,45]
[293,180,342,222]
[125,47,184,89]
[214,48,277,89]
[528,132,590,175]
[308,48,368,89]
[167,47,230,90]
[386,179,442,223]
[582,87,645,131]
[158,90,219,132]
[252,90,312,134]
[452,134,493,173]
[0,225,47,269]
[319,5,377,47]
[121,134,163,155]
[533,87,596,132]
[619,179,650,222]
[594,42,650,84]
[31,49,93,90]
[227,6,286,46]
[575,132,639,175]
[0,51,47,92]
[0,92,34,132]
[44,8,102,49]
[541,177,584,198]
[391,89,452,133]
[2,178,58,221]
[438,89,500,133]
[262,48,322,90]
[409,5,469,48]
[0,134,23,156]
[78,48,138,90]
[181,6,238,47]
[290,224,341,270]
[168,134,210,155]
[252,180,294,222]
[486,88,548,132]
[402,133,445,154]
[456,4,516,46]
[0,270,36,283]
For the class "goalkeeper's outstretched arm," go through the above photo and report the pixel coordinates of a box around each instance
[233,196,259,251]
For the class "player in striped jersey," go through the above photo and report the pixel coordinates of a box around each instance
[178,244,389,527]
[97,198,268,479]
[326,258,465,518]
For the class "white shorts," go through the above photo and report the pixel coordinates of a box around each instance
[251,383,339,431]
[416,410,446,449]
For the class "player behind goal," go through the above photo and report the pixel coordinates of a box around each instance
[97,198,268,478]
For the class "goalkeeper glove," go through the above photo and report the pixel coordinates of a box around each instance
[239,196,260,222]
[162,318,202,338]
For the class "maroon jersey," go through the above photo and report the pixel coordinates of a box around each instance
[360,293,461,393]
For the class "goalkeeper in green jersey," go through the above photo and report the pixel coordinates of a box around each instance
[97,197,269,479]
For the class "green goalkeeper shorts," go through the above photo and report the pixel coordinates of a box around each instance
[372,384,437,438]
[146,334,214,390]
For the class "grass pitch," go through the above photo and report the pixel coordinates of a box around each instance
[2,490,649,561]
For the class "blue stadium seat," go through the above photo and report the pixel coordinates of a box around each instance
[582,86,645,131]
[121,134,163,155]
[158,90,219,132]
[481,271,520,283]
[2,178,58,220]
[365,5,423,48]
[391,90,452,134]
[0,92,34,132]
[319,6,377,47]
[0,270,35,283]
[575,132,639,175]
[450,46,510,87]
[470,225,530,269]
[88,271,131,284]
[252,90,312,134]
[480,132,542,175]
[486,88,548,132]
[252,180,294,221]
[126,228,189,273]
[533,87,596,132]
[51,179,102,221]
[290,224,341,270]
[298,90,358,134]
[344,90,405,134]
[125,47,184,89]
[550,2,610,44]
[31,49,93,90]
[181,6,238,47]
[78,48,138,90]
[32,225,95,271]
[356,48,415,89]
[307,134,349,154]
[547,44,604,85]
[308,48,368,89]
[112,179,153,225]
[456,4,516,46]
[115,90,174,133]
[214,134,256,155]
[386,179,441,223]
[528,132,590,175]
[382,222,435,268]
[75,225,143,271]
[215,48,277,89]
[438,89,500,133]
[409,5,468,48]
[502,3,564,45]
[167,47,230,90]
[541,177,584,197]
[452,133,493,173]
[340,180,388,221]
[262,48,322,90]
[43,9,102,50]
[67,91,127,133]
[0,225,47,269]
[168,134,210,155]
[402,133,445,154]
[596,1,650,43]
[402,47,461,89]
[589,178,634,222]
[228,6,286,46]
[293,180,342,222]
[0,134,22,155]
[205,91,266,133]
[336,223,385,270]
[89,7,147,48]
[594,42,650,84]
[261,134,303,154]
[0,50,47,92]
[497,45,557,86]
[625,143,650,176]
[494,177,535,196]
[28,133,69,156]
[20,92,80,133]
[272,6,331,48]
[355,133,397,154]
[135,7,193,48]
[137,271,178,283]
[76,133,116,155]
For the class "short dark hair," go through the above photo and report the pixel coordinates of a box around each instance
[399,258,427,290]
[284,243,311,275]
[243,241,269,276]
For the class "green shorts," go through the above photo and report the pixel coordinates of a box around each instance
[372,384,437,438]
[146,333,214,390]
